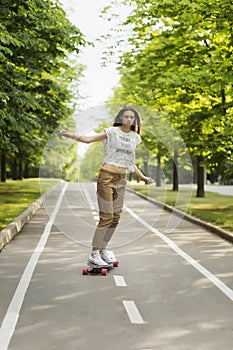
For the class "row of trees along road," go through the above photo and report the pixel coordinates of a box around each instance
[0,0,86,182]
[106,0,233,197]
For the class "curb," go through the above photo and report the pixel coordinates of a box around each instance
[130,189,233,244]
[0,182,61,251]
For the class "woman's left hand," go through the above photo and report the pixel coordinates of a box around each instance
[144,177,154,185]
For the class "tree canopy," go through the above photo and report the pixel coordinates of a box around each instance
[105,0,233,193]
[0,0,85,181]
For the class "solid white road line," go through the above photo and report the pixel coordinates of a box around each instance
[81,184,96,210]
[123,301,146,324]
[0,182,68,350]
[113,275,127,287]
[81,185,99,225]
[126,206,233,302]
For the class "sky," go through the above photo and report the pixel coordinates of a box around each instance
[60,0,130,109]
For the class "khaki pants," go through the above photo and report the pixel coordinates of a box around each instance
[92,169,127,249]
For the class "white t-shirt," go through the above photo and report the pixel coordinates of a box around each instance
[103,127,141,172]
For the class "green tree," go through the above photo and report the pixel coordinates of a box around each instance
[0,0,85,181]
[79,142,104,182]
[40,116,79,181]
[106,0,233,196]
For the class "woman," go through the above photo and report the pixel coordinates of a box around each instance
[61,106,153,266]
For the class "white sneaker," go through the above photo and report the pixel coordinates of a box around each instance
[100,249,116,264]
[88,251,108,266]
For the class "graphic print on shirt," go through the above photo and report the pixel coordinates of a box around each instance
[103,127,141,172]
[116,134,133,155]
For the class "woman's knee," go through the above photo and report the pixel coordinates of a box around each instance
[111,211,122,227]
[98,212,114,228]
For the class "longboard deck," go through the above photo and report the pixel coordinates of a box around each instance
[82,260,119,276]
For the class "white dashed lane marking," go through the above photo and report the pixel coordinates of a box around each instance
[123,301,146,324]
[113,275,127,287]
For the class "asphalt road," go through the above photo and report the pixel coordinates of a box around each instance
[0,182,233,350]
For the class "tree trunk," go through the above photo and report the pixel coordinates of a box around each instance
[196,156,205,197]
[1,154,6,182]
[18,159,23,180]
[173,150,178,191]
[12,159,18,180]
[143,160,148,176]
[156,155,161,187]
[24,163,30,178]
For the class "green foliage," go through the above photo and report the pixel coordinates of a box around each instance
[79,142,104,182]
[39,116,79,181]
[107,0,233,182]
[0,0,85,180]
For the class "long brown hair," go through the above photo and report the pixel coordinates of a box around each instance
[113,106,141,134]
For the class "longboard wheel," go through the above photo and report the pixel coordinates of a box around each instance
[113,261,119,267]
[101,268,108,276]
[82,267,89,275]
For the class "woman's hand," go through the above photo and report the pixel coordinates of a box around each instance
[60,130,73,139]
[144,176,154,185]
[134,166,154,185]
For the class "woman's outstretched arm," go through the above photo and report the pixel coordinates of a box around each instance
[60,130,106,143]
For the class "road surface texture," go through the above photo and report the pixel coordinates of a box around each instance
[0,182,232,350]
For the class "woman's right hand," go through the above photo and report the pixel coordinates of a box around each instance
[60,130,71,138]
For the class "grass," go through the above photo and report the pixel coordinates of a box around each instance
[131,183,233,233]
[0,178,59,231]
